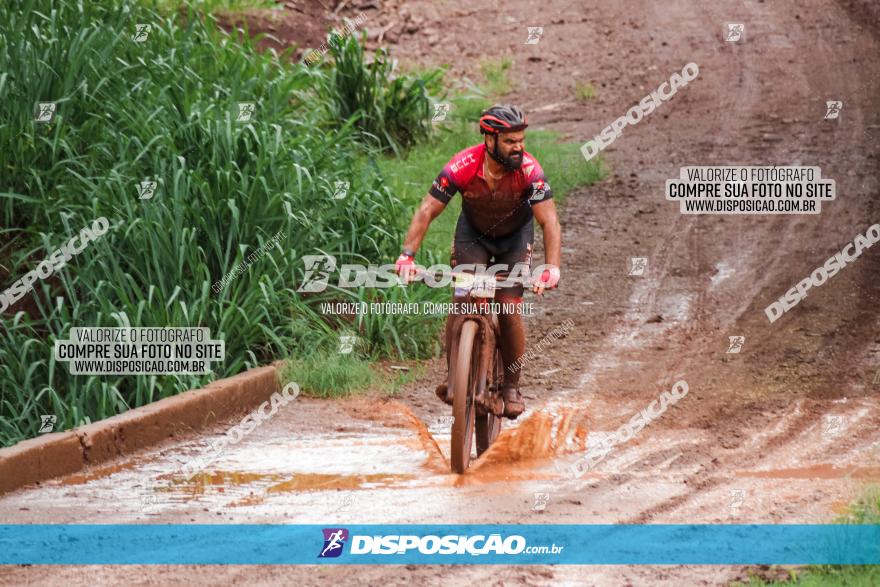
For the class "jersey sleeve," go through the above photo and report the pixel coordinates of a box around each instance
[428,164,460,204]
[523,156,553,205]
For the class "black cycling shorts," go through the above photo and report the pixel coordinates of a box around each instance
[449,214,533,298]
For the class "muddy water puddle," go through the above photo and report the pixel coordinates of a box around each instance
[60,460,143,486]
[41,401,595,516]
[159,470,415,500]
[141,403,593,503]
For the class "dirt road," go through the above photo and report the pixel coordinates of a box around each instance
[2,0,879,585]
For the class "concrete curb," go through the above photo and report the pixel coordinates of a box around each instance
[0,364,282,496]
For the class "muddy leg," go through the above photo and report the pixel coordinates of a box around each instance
[497,306,526,386]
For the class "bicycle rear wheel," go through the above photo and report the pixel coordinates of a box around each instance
[451,320,480,473]
[475,347,503,455]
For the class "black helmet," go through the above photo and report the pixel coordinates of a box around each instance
[479,105,528,135]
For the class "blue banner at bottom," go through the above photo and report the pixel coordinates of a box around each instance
[0,524,878,565]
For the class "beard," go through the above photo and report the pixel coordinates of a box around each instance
[503,151,524,169]
[489,146,523,170]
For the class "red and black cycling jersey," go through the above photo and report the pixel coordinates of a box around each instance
[429,143,553,238]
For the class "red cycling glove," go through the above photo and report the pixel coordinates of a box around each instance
[535,265,560,289]
[396,252,416,283]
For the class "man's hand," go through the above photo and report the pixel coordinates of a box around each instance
[532,264,560,296]
[396,252,417,284]
[531,199,561,297]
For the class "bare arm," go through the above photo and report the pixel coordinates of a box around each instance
[532,199,562,267]
[403,194,447,253]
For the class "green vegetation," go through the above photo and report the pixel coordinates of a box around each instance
[735,488,880,586]
[0,0,437,445]
[279,353,424,399]
[323,32,443,155]
[150,0,279,11]
[574,80,596,102]
[0,0,600,446]
[479,57,513,97]
[280,352,376,399]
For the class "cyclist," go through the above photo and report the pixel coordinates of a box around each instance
[396,105,562,419]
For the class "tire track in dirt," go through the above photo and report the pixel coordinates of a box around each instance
[601,0,880,526]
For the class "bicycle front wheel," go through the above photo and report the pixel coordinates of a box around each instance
[451,320,480,474]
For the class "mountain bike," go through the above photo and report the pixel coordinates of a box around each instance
[412,269,533,473]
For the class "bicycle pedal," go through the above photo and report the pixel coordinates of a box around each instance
[475,390,496,415]
[486,394,505,417]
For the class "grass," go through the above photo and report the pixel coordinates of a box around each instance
[479,57,513,97]
[574,80,596,102]
[278,353,424,399]
[149,0,279,11]
[734,488,880,586]
[280,351,376,399]
[0,0,438,445]
[321,32,444,155]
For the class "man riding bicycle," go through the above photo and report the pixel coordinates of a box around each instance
[396,105,562,419]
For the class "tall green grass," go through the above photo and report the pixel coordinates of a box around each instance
[321,32,443,155]
[0,0,440,445]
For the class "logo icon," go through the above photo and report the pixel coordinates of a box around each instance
[236,102,255,122]
[338,334,357,354]
[823,415,843,436]
[824,101,843,120]
[532,492,550,511]
[319,528,349,558]
[529,179,547,201]
[34,102,57,123]
[133,24,151,42]
[139,491,159,511]
[726,336,745,354]
[332,180,349,200]
[137,180,157,200]
[628,257,648,276]
[38,415,57,434]
[432,103,451,122]
[725,23,744,42]
[525,27,544,44]
[729,488,745,510]
[297,255,337,293]
[335,493,354,513]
